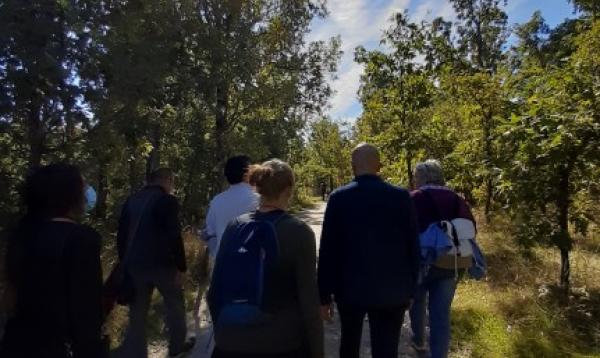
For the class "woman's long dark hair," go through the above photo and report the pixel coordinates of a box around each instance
[6,163,85,289]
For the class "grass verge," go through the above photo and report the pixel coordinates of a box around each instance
[449,215,600,357]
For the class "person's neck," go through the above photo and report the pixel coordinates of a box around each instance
[354,171,378,177]
[259,200,287,212]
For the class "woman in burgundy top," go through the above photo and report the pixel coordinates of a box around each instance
[409,160,476,358]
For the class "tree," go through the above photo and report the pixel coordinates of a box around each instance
[502,17,600,289]
[0,0,103,168]
[356,13,433,188]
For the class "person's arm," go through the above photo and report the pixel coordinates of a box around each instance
[406,194,421,298]
[68,229,105,358]
[116,199,130,260]
[457,196,477,230]
[317,194,340,306]
[295,224,324,358]
[203,201,217,241]
[159,195,187,272]
[207,220,238,322]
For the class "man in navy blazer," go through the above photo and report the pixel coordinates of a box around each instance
[318,143,420,358]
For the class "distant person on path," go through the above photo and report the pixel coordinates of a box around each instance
[409,160,477,358]
[318,143,420,358]
[208,159,323,358]
[1,164,106,358]
[320,181,327,201]
[116,168,194,358]
[203,155,259,260]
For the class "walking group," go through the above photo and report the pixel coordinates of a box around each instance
[0,142,485,358]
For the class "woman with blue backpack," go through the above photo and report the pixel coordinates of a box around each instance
[409,160,486,358]
[208,159,323,358]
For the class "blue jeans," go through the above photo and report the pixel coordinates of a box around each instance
[409,275,457,358]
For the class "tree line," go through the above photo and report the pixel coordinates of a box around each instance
[340,0,599,289]
[0,0,341,226]
[1,0,599,289]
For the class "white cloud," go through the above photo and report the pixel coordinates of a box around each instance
[309,0,461,121]
[309,0,411,120]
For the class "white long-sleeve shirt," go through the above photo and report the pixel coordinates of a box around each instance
[203,182,259,258]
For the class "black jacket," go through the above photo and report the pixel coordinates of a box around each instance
[117,185,186,272]
[2,221,104,358]
[317,175,420,308]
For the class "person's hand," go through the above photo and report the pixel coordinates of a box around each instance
[174,271,185,287]
[320,304,334,323]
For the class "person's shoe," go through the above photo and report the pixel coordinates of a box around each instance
[169,337,196,358]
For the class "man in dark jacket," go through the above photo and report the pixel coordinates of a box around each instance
[318,143,420,358]
[116,168,194,358]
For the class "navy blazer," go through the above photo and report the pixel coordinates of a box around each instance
[317,175,420,307]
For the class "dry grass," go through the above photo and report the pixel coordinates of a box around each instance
[449,213,600,358]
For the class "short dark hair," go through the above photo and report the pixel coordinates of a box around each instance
[23,163,85,219]
[148,168,174,184]
[224,155,251,184]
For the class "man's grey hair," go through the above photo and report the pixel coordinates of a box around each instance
[414,159,445,187]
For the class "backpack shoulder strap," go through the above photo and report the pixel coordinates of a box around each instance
[453,192,462,219]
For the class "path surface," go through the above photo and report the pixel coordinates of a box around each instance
[149,202,419,358]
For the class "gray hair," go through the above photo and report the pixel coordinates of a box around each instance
[414,159,445,188]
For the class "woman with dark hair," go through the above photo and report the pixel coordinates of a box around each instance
[1,164,106,358]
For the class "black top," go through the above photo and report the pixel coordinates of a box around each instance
[208,211,323,358]
[2,221,104,358]
[117,185,186,272]
[318,175,420,307]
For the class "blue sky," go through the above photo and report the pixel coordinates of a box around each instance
[308,0,577,122]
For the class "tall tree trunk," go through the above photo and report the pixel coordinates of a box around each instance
[482,110,493,222]
[64,113,76,161]
[95,160,108,219]
[146,121,161,178]
[557,165,572,290]
[128,150,139,194]
[213,83,228,193]
[27,105,44,169]
[406,150,414,189]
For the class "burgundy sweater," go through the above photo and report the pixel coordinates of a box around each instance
[411,186,476,233]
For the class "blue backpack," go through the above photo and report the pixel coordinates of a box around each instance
[210,212,283,330]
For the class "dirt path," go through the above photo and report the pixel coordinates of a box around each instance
[150,202,419,358]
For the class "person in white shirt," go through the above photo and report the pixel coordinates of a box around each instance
[198,156,259,355]
[203,155,259,259]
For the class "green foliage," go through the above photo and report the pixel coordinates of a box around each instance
[0,0,341,228]
[353,3,599,288]
[295,118,352,195]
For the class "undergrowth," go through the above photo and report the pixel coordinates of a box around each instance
[450,214,600,357]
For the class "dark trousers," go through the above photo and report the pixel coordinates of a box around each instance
[117,267,187,358]
[212,347,302,358]
[337,303,407,358]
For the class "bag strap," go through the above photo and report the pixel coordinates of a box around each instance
[422,190,461,248]
[122,192,155,265]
